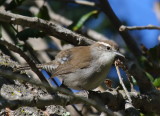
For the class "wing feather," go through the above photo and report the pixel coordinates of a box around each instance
[52,46,92,76]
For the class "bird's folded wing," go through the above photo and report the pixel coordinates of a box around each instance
[52,46,92,77]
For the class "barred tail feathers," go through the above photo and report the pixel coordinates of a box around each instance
[15,64,57,73]
[15,64,43,71]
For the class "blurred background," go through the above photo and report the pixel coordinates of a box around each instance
[0,0,160,94]
[0,0,160,115]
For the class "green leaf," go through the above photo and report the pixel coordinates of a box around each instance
[131,76,137,85]
[141,45,160,78]
[73,10,99,31]
[145,72,154,82]
[36,6,50,20]
[153,77,160,87]
[16,28,46,41]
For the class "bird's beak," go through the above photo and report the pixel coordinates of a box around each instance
[114,51,125,58]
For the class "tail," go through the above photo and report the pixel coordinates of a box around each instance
[15,64,56,73]
[15,64,43,71]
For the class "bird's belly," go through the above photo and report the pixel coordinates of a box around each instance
[61,65,110,90]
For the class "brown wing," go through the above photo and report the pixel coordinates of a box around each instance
[52,46,92,77]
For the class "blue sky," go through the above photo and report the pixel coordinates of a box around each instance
[46,0,160,90]
[109,0,160,48]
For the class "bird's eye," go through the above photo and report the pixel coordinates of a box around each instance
[106,46,111,50]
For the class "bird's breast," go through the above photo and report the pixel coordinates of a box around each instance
[61,61,112,90]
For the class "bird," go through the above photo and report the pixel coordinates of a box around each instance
[16,40,124,90]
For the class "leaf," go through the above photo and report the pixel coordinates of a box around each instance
[72,10,99,31]
[145,72,154,82]
[139,56,151,67]
[131,76,137,85]
[16,28,46,41]
[36,6,50,20]
[140,44,160,78]
[153,77,160,87]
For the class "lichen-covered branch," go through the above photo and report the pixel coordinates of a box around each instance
[0,69,115,116]
[0,69,160,114]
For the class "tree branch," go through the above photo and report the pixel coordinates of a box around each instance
[45,1,109,41]
[99,0,155,94]
[0,69,115,116]
[0,69,160,114]
[119,25,160,31]
[0,38,47,83]
[55,0,99,7]
[99,0,142,57]
[115,61,132,103]
[0,10,94,46]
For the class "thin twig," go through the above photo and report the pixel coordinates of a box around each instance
[99,0,155,94]
[55,0,99,7]
[115,60,132,103]
[115,59,135,91]
[119,25,160,31]
[99,0,142,57]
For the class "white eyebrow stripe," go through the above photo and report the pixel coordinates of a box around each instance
[97,42,111,47]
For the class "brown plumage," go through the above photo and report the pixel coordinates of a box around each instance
[16,46,92,77]
[52,46,92,77]
[16,40,119,75]
[16,40,124,90]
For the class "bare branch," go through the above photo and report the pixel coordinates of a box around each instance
[99,0,155,94]
[0,39,113,115]
[0,10,94,46]
[45,3,109,41]
[0,68,160,114]
[0,69,115,116]
[119,25,160,31]
[56,0,99,7]
[99,0,142,57]
[0,38,47,83]
[115,60,132,103]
